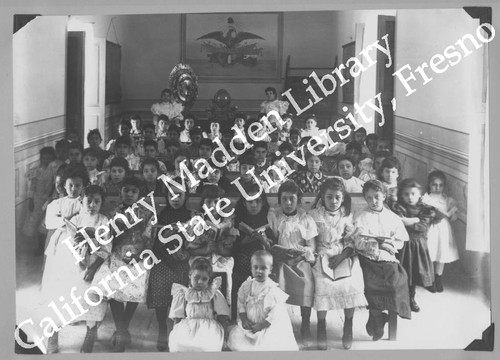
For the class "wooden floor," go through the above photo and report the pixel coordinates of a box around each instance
[16,233,491,353]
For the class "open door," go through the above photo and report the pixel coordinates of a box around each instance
[84,37,106,147]
[375,15,395,140]
[66,31,85,143]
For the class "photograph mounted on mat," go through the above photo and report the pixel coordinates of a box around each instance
[10,5,493,354]
[181,12,283,82]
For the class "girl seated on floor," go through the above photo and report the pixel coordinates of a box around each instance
[168,257,231,352]
[228,250,298,351]
[186,185,238,306]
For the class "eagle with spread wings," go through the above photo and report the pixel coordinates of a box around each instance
[196,17,265,66]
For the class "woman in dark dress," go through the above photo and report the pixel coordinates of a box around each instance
[231,183,275,320]
[146,179,192,351]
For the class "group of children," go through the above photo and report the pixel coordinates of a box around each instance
[21,86,460,353]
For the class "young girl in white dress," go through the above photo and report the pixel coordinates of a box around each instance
[268,180,317,347]
[41,167,100,353]
[260,87,289,115]
[169,257,231,352]
[44,185,111,353]
[309,178,368,350]
[421,170,459,292]
[228,250,298,351]
[43,166,87,268]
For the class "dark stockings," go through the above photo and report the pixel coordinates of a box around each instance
[110,300,138,332]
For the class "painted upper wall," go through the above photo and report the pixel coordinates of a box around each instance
[82,12,337,102]
[393,9,484,134]
[13,16,67,127]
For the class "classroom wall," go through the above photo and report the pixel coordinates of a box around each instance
[13,16,68,229]
[12,12,341,220]
[72,15,128,142]
[331,10,397,133]
[89,12,338,123]
[393,9,488,283]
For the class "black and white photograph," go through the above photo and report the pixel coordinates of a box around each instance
[5,1,497,357]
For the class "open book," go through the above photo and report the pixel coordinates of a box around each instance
[320,256,352,281]
[270,244,305,260]
[420,193,441,209]
[63,218,79,236]
[238,222,269,235]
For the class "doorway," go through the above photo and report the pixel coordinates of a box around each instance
[66,31,85,143]
[375,15,395,140]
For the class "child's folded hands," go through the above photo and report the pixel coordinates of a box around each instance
[251,321,271,333]
[379,242,396,255]
[241,317,254,330]
[329,247,354,269]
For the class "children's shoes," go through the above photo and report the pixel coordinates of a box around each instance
[342,317,353,349]
[46,332,59,354]
[372,312,388,341]
[157,325,169,352]
[435,275,444,292]
[366,313,374,336]
[410,298,420,312]
[316,318,327,350]
[425,283,437,293]
[110,330,126,352]
[80,326,97,353]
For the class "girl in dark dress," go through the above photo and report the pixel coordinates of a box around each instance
[231,183,274,320]
[392,178,436,313]
[147,179,192,351]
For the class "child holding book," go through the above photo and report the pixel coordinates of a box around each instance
[268,180,317,347]
[309,178,368,349]
[354,180,411,341]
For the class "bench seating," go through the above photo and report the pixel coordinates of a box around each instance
[102,193,398,340]
[102,194,368,216]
